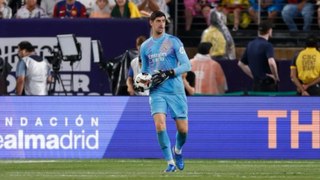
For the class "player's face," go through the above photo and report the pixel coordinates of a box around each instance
[97,0,107,9]
[18,48,27,58]
[116,0,126,7]
[26,0,37,7]
[151,16,166,35]
[66,0,76,3]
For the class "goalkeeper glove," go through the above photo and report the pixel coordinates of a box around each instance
[151,70,175,87]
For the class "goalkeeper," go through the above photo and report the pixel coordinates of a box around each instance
[139,11,191,172]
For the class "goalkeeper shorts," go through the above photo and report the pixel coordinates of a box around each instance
[149,93,188,120]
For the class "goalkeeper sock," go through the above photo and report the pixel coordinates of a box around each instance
[174,147,182,155]
[175,131,187,154]
[157,130,173,161]
[167,160,175,165]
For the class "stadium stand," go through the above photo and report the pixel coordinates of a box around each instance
[172,0,320,94]
[176,0,320,56]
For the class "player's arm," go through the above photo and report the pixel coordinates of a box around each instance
[238,47,253,79]
[267,57,279,82]
[140,43,150,74]
[47,73,53,83]
[290,66,306,94]
[151,38,191,87]
[15,60,26,96]
[46,63,53,83]
[304,77,320,91]
[172,38,191,75]
[153,38,191,78]
[290,53,308,95]
[16,76,25,96]
[266,43,279,82]
[238,60,253,79]
[182,72,195,95]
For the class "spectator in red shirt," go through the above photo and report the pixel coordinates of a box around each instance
[53,0,87,18]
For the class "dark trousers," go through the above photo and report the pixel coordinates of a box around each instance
[306,84,320,96]
[0,76,7,95]
[253,77,278,92]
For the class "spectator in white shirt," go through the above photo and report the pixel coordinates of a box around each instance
[90,0,112,18]
[40,0,60,17]
[0,0,12,18]
[15,0,47,18]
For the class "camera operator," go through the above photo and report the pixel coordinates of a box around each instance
[16,41,52,95]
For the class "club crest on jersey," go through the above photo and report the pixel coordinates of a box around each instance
[160,40,171,53]
[179,47,186,54]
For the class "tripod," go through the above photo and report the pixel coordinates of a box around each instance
[69,60,76,95]
[48,70,67,96]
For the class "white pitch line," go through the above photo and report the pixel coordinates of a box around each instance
[0,160,64,164]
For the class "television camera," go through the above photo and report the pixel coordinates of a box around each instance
[46,34,82,95]
[45,34,82,71]
[45,50,63,72]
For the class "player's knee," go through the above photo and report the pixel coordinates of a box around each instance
[176,124,188,133]
[155,120,166,131]
[178,128,188,134]
[156,126,166,132]
[154,115,166,131]
[176,120,188,133]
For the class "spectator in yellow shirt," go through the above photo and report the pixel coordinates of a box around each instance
[111,0,141,18]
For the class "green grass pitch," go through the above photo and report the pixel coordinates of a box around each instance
[1,159,320,180]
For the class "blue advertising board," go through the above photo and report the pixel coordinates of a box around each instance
[0,96,319,159]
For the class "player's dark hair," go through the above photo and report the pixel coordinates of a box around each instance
[258,20,273,35]
[136,35,146,48]
[198,42,212,55]
[18,41,34,52]
[150,11,166,21]
[305,34,318,48]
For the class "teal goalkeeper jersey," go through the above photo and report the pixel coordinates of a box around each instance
[140,33,191,94]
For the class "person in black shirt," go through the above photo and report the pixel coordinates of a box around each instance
[238,20,280,92]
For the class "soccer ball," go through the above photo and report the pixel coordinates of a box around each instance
[134,73,152,90]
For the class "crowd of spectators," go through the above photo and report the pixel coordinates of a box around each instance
[183,0,319,32]
[1,0,318,32]
[0,0,171,19]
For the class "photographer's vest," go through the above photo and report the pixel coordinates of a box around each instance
[191,54,227,95]
[23,55,49,95]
